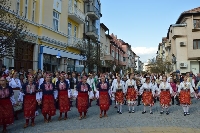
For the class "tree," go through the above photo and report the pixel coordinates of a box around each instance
[81,39,101,73]
[148,57,173,74]
[0,0,28,61]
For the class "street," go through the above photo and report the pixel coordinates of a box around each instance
[7,98,200,133]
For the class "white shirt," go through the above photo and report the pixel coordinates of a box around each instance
[9,78,22,89]
[158,81,173,95]
[151,82,158,92]
[87,78,96,91]
[112,80,125,93]
[139,82,155,96]
[38,78,44,89]
[178,81,194,93]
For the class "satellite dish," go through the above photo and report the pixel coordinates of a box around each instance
[56,53,61,58]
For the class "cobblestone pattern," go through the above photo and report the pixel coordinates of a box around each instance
[4,98,200,133]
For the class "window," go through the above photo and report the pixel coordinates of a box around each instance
[74,26,77,37]
[24,0,28,18]
[53,11,60,31]
[68,23,72,36]
[32,1,36,21]
[193,19,200,28]
[105,45,108,54]
[111,50,114,57]
[123,57,126,62]
[16,0,20,15]
[193,40,200,49]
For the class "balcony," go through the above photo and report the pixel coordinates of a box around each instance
[103,55,114,61]
[86,5,100,20]
[68,6,85,24]
[172,27,186,39]
[67,36,86,51]
[85,25,98,40]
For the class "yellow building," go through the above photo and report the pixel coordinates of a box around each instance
[2,0,86,72]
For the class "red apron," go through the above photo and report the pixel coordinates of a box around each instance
[159,90,171,107]
[77,92,89,112]
[99,91,110,111]
[126,88,137,101]
[42,95,56,116]
[142,91,154,106]
[24,94,37,119]
[58,90,70,113]
[179,90,191,105]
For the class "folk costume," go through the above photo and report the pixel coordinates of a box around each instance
[21,81,38,128]
[40,80,56,123]
[112,79,125,114]
[96,80,110,118]
[158,81,172,115]
[125,78,137,113]
[56,78,71,120]
[74,76,93,120]
[0,84,15,133]
[139,77,155,114]
[178,80,195,116]
[87,74,96,107]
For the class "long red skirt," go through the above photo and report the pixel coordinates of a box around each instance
[126,88,137,101]
[115,91,124,104]
[159,91,171,108]
[0,98,14,125]
[77,92,89,112]
[42,95,56,116]
[99,91,110,111]
[179,90,191,105]
[58,90,70,113]
[24,94,37,119]
[142,91,154,106]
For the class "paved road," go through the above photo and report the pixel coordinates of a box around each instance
[5,98,200,133]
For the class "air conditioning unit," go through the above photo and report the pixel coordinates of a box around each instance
[180,63,187,68]
[180,42,186,46]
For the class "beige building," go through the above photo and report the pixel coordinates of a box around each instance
[167,7,200,74]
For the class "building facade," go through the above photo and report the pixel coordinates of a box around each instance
[2,0,86,72]
[167,7,200,74]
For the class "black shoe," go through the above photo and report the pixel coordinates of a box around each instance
[132,110,135,113]
[129,110,131,113]
[117,111,119,113]
[187,112,190,115]
[137,104,141,106]
[119,112,122,114]
[184,112,187,116]
[150,111,153,114]
[160,111,164,114]
[176,103,180,105]
[166,111,169,115]
[142,111,146,114]
[172,103,174,105]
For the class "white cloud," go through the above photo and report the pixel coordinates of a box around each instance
[131,47,157,62]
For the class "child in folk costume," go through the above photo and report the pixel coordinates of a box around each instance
[74,76,93,120]
[196,80,200,99]
[157,76,173,115]
[96,74,110,118]
[21,74,39,128]
[125,73,137,113]
[112,76,125,114]
[0,76,16,133]
[55,73,71,121]
[139,76,155,114]
[39,74,57,123]
[87,73,96,107]
[178,75,196,116]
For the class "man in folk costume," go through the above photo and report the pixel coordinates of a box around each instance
[56,73,71,120]
[139,76,155,114]
[21,74,38,128]
[74,76,93,120]
[112,76,125,114]
[157,76,173,115]
[40,74,56,123]
[9,70,22,120]
[87,73,96,107]
[0,76,16,133]
[96,74,110,118]
[125,73,138,113]
[178,75,196,116]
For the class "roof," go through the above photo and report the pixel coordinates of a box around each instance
[100,23,109,31]
[176,7,200,24]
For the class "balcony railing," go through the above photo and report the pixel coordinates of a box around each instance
[87,5,100,19]
[67,36,86,50]
[68,6,85,24]
[86,25,98,34]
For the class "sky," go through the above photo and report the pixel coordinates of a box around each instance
[100,0,200,62]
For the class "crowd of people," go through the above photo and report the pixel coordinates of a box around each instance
[0,65,200,133]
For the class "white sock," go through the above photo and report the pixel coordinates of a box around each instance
[132,106,135,111]
[182,106,186,112]
[128,105,131,111]
[120,105,122,112]
[117,105,120,111]
[186,106,189,112]
[143,106,146,112]
[149,107,152,112]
